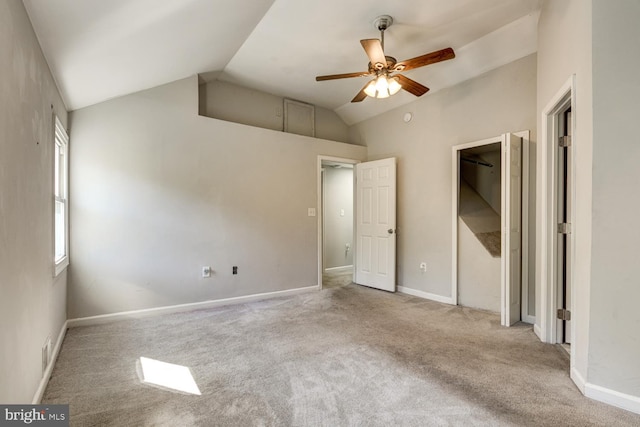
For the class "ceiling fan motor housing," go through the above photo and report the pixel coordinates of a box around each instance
[369,56,397,73]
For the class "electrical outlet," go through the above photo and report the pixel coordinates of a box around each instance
[232,266,238,275]
[419,262,427,272]
[202,266,212,278]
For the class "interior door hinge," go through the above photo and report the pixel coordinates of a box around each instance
[557,309,571,321]
[558,223,571,234]
[559,135,572,148]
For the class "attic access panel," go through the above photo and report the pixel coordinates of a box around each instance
[284,99,315,137]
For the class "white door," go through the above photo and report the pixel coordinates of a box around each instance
[502,134,523,326]
[355,158,397,292]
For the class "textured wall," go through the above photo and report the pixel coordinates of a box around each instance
[536,0,593,384]
[0,0,68,403]
[199,80,351,143]
[68,76,366,318]
[589,0,640,400]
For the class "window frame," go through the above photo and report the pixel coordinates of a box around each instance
[54,115,69,276]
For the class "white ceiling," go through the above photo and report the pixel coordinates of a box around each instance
[23,0,541,124]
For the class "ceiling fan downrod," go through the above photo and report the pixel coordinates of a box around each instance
[373,15,393,51]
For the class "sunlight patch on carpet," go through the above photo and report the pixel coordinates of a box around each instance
[139,357,201,395]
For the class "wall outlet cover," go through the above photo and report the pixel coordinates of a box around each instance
[202,266,212,278]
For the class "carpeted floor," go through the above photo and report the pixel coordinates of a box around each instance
[322,269,354,289]
[43,285,640,426]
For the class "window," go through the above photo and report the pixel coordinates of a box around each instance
[54,116,69,275]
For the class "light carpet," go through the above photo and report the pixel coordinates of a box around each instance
[43,284,640,426]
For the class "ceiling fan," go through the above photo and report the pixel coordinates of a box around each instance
[315,15,455,102]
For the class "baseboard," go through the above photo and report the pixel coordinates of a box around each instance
[32,320,68,404]
[585,382,640,415]
[570,364,640,414]
[397,286,455,305]
[67,286,318,328]
[324,265,353,273]
[571,367,586,393]
[533,323,542,340]
[522,314,536,325]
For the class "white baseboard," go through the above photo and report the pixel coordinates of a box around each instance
[585,382,640,415]
[522,314,536,325]
[533,323,542,340]
[32,320,68,404]
[324,265,353,273]
[67,286,318,328]
[571,367,586,393]
[570,358,640,414]
[397,286,455,305]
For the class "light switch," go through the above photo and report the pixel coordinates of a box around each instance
[308,208,316,217]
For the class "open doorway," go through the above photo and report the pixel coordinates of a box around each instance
[452,131,531,326]
[457,142,502,312]
[317,157,357,289]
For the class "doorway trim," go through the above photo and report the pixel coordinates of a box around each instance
[539,75,576,346]
[451,130,531,323]
[317,155,359,289]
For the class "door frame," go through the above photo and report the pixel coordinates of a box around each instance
[316,156,359,289]
[451,130,531,324]
[539,76,576,348]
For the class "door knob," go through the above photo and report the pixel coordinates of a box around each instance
[388,229,395,234]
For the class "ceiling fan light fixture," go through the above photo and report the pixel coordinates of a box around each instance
[363,79,377,98]
[364,75,401,99]
[388,76,402,95]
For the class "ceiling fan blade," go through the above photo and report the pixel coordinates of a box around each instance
[395,74,430,97]
[360,39,387,68]
[351,82,370,103]
[316,71,370,81]
[394,47,455,72]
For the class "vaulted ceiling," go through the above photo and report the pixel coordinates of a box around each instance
[23,0,541,124]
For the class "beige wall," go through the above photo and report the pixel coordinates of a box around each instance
[537,0,640,407]
[0,0,68,403]
[536,0,593,385]
[68,76,366,318]
[199,80,351,143]
[353,54,537,304]
[589,0,640,399]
